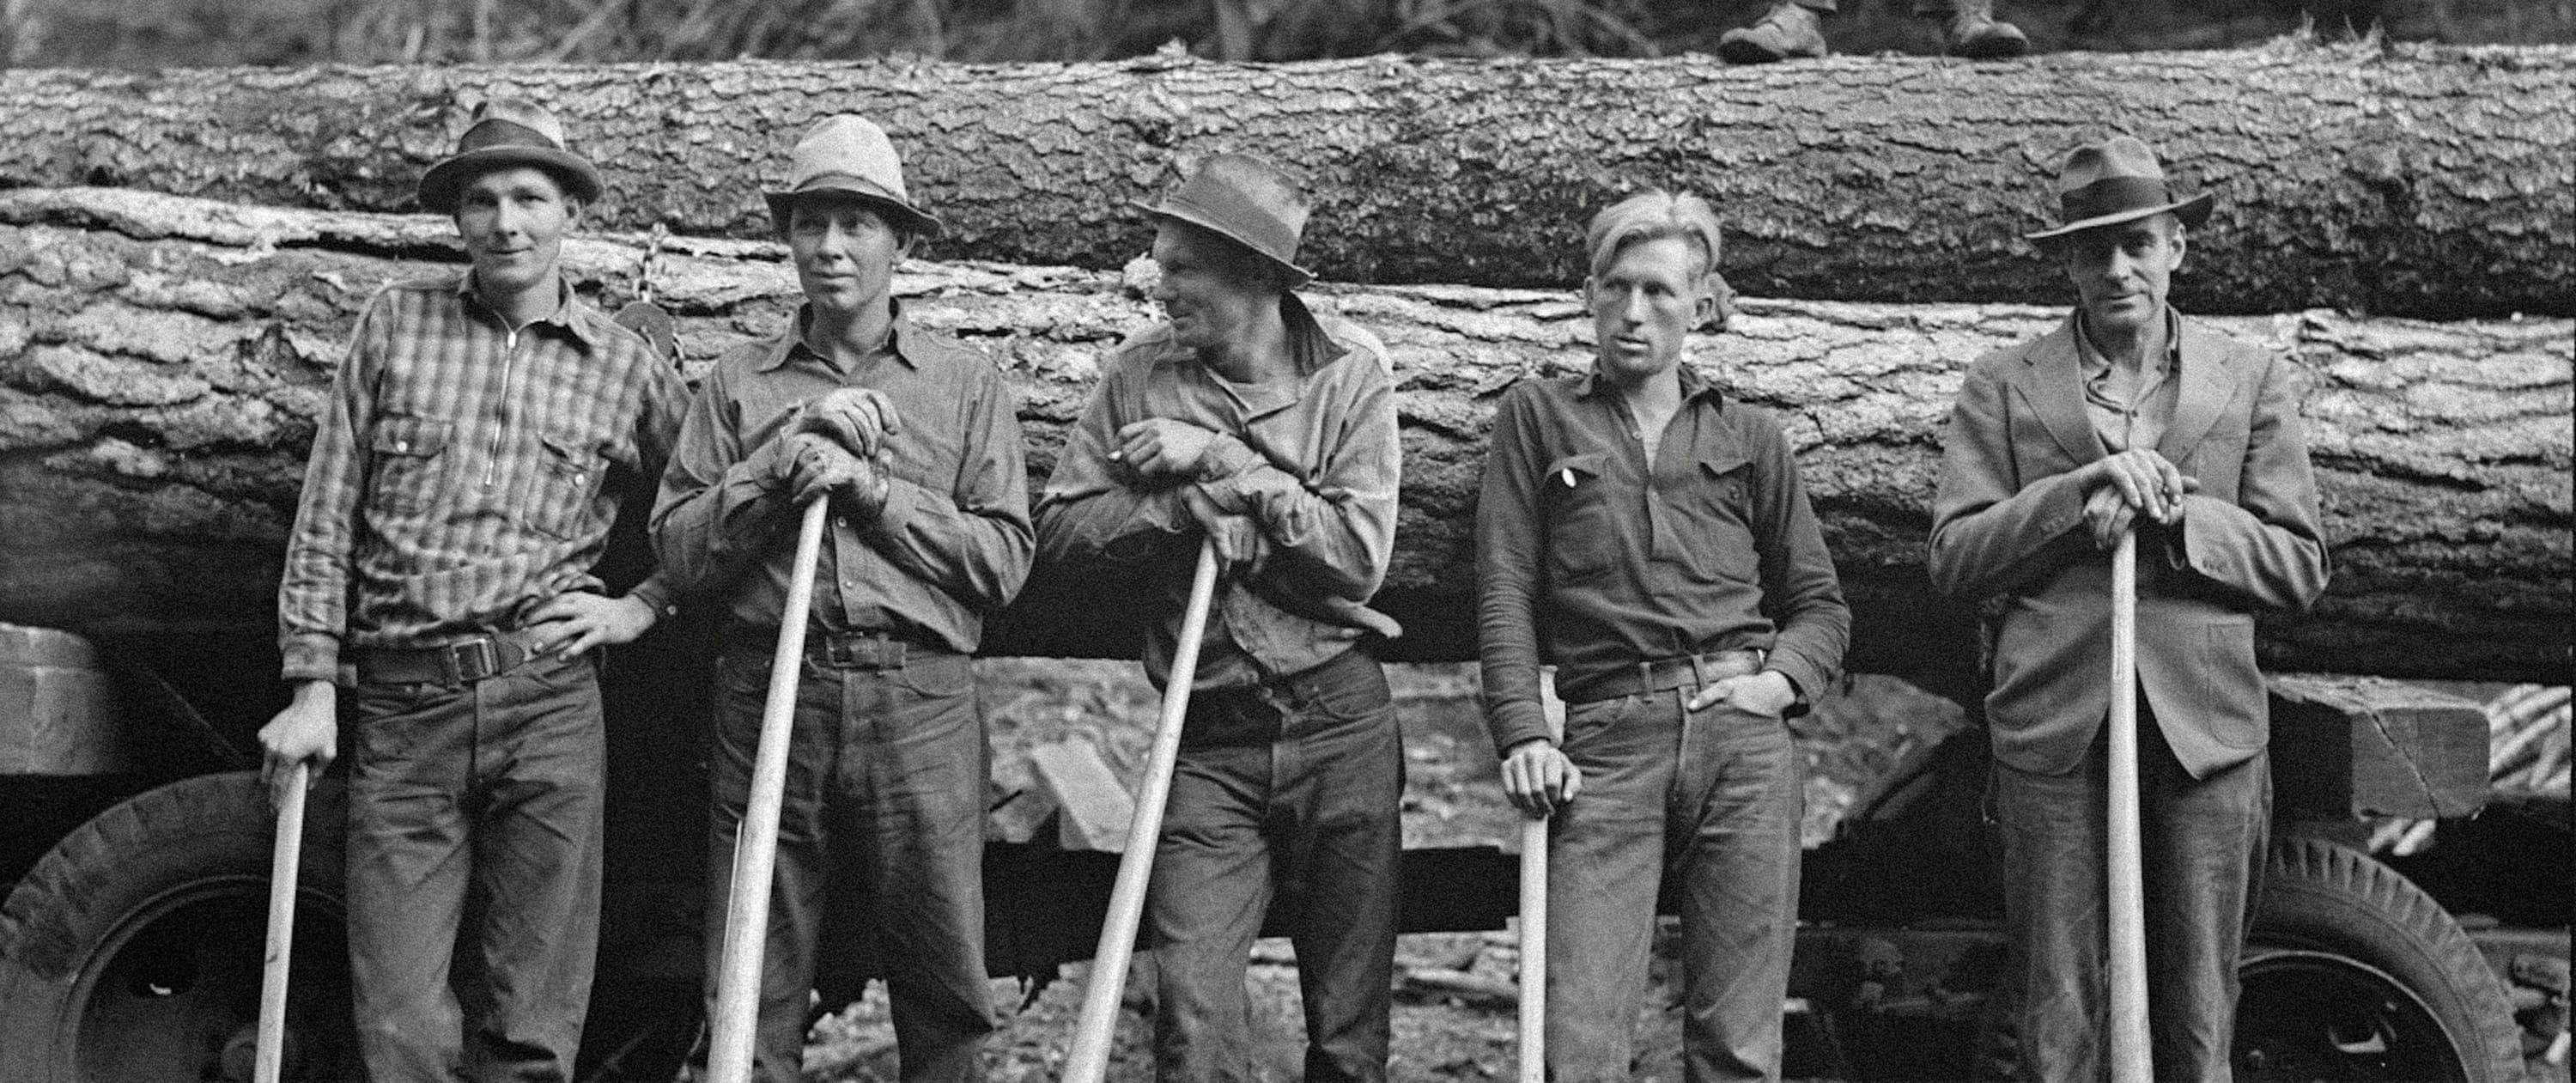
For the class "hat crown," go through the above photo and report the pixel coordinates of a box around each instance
[2055,135,2172,196]
[2024,134,2212,244]
[1145,153,1312,279]
[455,97,571,155]
[781,114,912,204]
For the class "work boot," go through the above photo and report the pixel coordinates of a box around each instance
[1941,5,2028,58]
[1717,3,1830,64]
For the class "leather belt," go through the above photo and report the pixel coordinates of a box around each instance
[1558,648,1765,706]
[808,630,912,671]
[354,630,543,686]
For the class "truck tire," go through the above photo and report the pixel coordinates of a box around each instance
[0,771,360,1083]
[2238,834,2528,1083]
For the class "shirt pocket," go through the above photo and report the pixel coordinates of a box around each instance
[367,416,452,517]
[1540,451,1616,582]
[1674,453,1759,584]
[531,430,609,543]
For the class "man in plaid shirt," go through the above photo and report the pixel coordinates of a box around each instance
[257,98,688,1081]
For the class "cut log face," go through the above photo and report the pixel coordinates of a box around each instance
[0,188,2566,683]
[3,48,2570,317]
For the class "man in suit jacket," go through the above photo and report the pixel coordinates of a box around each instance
[1929,136,2330,1081]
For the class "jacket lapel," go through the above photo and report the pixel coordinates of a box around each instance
[2015,316,2107,466]
[2157,317,2239,462]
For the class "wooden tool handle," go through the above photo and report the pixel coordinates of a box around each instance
[1062,539,1223,1083]
[254,760,309,1083]
[707,498,831,1083]
[2107,529,2153,1083]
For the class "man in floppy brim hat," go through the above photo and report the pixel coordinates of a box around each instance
[1929,134,2328,1080]
[653,111,1026,1083]
[261,94,688,1080]
[1036,152,1407,1080]
[760,113,945,242]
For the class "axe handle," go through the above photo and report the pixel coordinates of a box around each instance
[707,498,830,1083]
[254,760,309,1083]
[2107,529,2153,1083]
[1063,539,1222,1083]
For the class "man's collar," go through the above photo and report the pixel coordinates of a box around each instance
[756,300,924,373]
[456,270,601,347]
[1572,361,1724,406]
[2072,305,2181,376]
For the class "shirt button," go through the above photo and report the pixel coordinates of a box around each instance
[395,441,410,453]
[836,517,849,529]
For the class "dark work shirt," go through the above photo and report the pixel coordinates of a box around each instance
[1036,296,1401,691]
[1476,363,1850,754]
[650,304,1033,653]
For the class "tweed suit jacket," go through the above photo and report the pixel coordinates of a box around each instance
[1929,311,2330,778]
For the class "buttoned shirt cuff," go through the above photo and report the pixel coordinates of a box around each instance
[1765,654,1831,720]
[281,634,342,686]
[627,575,678,619]
[1488,700,1553,757]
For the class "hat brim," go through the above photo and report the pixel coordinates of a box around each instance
[764,181,945,240]
[2025,191,2214,245]
[1134,198,1314,289]
[417,147,604,214]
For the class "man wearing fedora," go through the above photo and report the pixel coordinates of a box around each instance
[1036,153,1405,1082]
[1929,135,2329,1080]
[258,98,688,1080]
[652,113,1030,1083]
[1477,190,1849,1083]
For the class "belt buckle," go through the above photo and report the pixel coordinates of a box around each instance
[447,637,502,683]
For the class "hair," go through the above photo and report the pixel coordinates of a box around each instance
[1583,189,1735,330]
[1585,190,1723,282]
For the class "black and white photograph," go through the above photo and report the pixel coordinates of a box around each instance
[0,2,2566,1080]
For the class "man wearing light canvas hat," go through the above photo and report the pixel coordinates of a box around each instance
[653,113,1030,1083]
[1929,135,2329,1080]
[260,97,687,1080]
[1036,153,1405,1081]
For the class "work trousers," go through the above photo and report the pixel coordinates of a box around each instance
[1147,647,1405,1083]
[702,645,998,1083]
[1545,689,1804,1083]
[346,648,605,1083]
[1991,702,2271,1083]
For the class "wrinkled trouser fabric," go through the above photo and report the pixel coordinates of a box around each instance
[1544,688,1804,1083]
[347,649,605,1083]
[1991,700,2271,1083]
[1147,647,1404,1083]
[701,647,998,1083]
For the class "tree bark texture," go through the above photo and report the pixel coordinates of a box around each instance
[0,189,2564,683]
[2,46,2570,318]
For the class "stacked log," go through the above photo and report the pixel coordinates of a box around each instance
[2,46,2570,317]
[1,186,2563,682]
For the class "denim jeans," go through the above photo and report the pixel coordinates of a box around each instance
[701,646,998,1083]
[346,648,605,1083]
[1146,647,1404,1083]
[1545,689,1804,1083]
[1991,704,2270,1083]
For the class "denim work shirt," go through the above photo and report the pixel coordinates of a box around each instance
[650,305,1033,653]
[1476,362,1850,754]
[1036,295,1402,691]
[276,271,688,684]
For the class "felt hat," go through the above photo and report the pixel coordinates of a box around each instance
[416,98,603,214]
[1134,153,1315,287]
[2024,135,2214,245]
[762,114,944,240]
